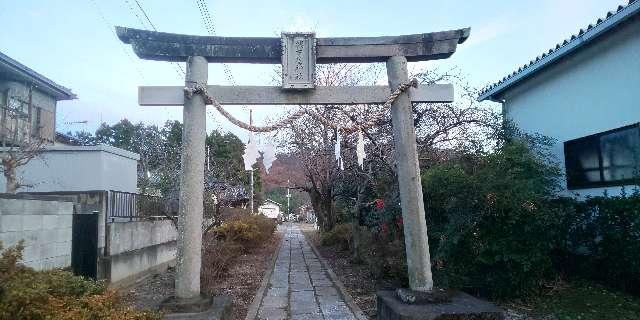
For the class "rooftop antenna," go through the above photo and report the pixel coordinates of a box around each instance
[63,120,88,125]
[286,179,291,219]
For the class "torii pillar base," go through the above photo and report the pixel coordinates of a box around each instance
[160,295,233,320]
[376,290,504,320]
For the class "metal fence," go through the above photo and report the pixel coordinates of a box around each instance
[106,190,171,222]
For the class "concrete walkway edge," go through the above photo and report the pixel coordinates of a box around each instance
[245,229,283,320]
[305,231,369,320]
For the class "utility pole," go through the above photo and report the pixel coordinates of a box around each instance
[249,109,254,214]
[286,179,291,220]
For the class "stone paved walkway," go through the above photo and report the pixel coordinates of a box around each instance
[255,224,357,320]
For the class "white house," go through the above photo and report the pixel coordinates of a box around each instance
[0,52,140,194]
[258,199,282,219]
[479,0,640,197]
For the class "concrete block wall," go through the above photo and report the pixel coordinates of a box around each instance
[105,219,176,286]
[0,196,74,270]
[20,191,108,265]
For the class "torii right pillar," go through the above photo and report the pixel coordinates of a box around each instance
[386,56,433,292]
[378,56,504,320]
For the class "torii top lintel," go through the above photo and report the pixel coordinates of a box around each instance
[115,27,470,64]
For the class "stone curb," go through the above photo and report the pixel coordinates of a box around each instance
[244,230,283,320]
[302,227,369,320]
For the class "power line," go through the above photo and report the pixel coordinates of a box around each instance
[194,0,234,84]
[194,0,248,112]
[134,0,158,31]
[88,0,147,82]
[124,0,146,29]
[123,0,185,78]
[195,0,215,35]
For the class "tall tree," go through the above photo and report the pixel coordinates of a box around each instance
[69,119,255,199]
[64,130,96,145]
[278,65,499,231]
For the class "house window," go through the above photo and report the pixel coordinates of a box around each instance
[564,123,640,189]
[2,92,30,145]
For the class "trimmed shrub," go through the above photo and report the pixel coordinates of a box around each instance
[358,228,408,282]
[212,214,277,249]
[557,193,640,294]
[0,242,160,320]
[320,223,352,250]
[202,239,243,281]
[203,213,277,284]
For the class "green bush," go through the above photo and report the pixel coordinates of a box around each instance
[0,242,159,320]
[356,227,408,282]
[422,137,640,298]
[422,138,565,298]
[320,223,352,250]
[557,193,640,294]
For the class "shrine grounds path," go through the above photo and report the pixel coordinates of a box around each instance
[251,224,360,320]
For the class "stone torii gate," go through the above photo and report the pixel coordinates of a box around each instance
[117,27,470,301]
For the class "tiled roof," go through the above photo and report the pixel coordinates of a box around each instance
[0,51,76,100]
[263,199,283,207]
[478,0,639,102]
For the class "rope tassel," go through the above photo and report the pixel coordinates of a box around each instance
[356,130,366,169]
[334,130,343,170]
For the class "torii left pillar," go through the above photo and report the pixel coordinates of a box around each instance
[176,56,207,299]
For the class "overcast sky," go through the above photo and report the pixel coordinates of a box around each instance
[0,0,624,142]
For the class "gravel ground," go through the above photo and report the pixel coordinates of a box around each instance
[123,232,282,320]
[124,268,176,311]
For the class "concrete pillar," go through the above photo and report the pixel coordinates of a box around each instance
[176,56,207,299]
[386,56,433,292]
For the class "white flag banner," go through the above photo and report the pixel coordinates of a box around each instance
[356,131,366,168]
[262,143,276,173]
[243,135,259,171]
[334,131,342,161]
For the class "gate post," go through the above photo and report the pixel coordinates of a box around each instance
[386,56,433,292]
[176,56,207,299]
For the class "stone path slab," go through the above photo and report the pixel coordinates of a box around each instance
[254,224,357,320]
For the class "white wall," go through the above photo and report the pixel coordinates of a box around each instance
[501,15,640,197]
[0,196,74,270]
[258,203,281,219]
[106,220,176,286]
[0,144,139,193]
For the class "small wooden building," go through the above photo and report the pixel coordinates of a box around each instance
[0,51,76,145]
[258,199,282,219]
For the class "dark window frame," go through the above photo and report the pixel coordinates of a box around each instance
[564,123,640,190]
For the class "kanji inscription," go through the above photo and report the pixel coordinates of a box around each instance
[281,32,316,90]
